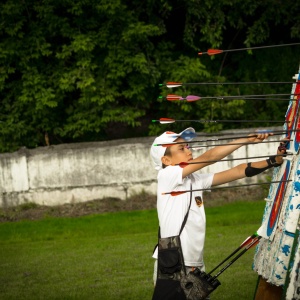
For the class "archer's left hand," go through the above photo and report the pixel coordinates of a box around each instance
[275,139,289,165]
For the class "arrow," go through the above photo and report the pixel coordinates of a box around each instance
[176,154,292,168]
[188,140,292,149]
[162,180,292,196]
[198,42,300,56]
[164,94,201,101]
[155,137,292,147]
[175,131,290,141]
[209,236,262,281]
[207,233,260,275]
[162,93,300,102]
[160,81,296,88]
[152,118,289,124]
[155,129,299,138]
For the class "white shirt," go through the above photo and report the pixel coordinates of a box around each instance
[153,166,213,266]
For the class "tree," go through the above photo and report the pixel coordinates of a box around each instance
[150,0,300,134]
[0,0,299,152]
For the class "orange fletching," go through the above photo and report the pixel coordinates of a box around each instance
[166,82,182,86]
[159,118,175,124]
[240,236,253,248]
[178,162,189,168]
[246,237,261,249]
[166,94,182,101]
[170,191,187,196]
[207,49,223,55]
[198,49,224,56]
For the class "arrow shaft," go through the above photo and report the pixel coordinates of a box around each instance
[180,132,288,142]
[179,93,299,101]
[215,43,300,53]
[215,93,298,98]
[199,42,300,55]
[176,154,291,167]
[162,81,295,87]
[210,236,261,279]
[157,136,292,146]
[183,129,300,138]
[207,233,259,275]
[189,140,292,148]
[153,119,289,123]
[238,97,291,101]
[162,180,292,195]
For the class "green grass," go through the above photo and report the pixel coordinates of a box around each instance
[0,201,266,300]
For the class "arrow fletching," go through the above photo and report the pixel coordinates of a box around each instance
[186,95,201,102]
[198,49,224,56]
[165,94,200,101]
[166,94,183,101]
[152,118,176,124]
[245,236,261,249]
[240,234,258,248]
[178,162,189,168]
[162,191,187,196]
[166,82,182,88]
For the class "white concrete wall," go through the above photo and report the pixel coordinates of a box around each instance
[0,127,282,207]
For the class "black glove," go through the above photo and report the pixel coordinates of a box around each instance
[278,140,289,153]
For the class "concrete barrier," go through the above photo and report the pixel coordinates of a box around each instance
[0,127,281,207]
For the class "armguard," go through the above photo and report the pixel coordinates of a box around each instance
[245,156,282,177]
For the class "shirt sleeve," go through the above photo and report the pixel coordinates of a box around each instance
[193,172,214,191]
[157,166,184,193]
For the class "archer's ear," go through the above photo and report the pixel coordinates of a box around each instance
[161,155,172,166]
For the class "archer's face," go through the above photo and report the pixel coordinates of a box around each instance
[163,138,193,166]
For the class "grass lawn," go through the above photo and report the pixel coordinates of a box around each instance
[0,200,266,300]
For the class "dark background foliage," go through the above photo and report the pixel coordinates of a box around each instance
[1,0,300,152]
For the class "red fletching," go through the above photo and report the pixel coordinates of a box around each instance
[166,82,182,88]
[178,162,189,168]
[240,236,252,248]
[166,94,182,101]
[159,118,176,124]
[198,49,224,56]
[245,236,261,249]
[207,49,224,55]
[162,190,188,196]
[170,191,187,196]
[240,234,257,248]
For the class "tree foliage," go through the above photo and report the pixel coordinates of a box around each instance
[0,0,300,152]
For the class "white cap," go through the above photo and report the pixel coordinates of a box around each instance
[150,127,195,171]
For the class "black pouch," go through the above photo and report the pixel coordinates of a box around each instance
[157,235,184,276]
[152,236,187,300]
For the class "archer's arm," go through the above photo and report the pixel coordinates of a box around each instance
[212,145,286,186]
[182,133,271,178]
